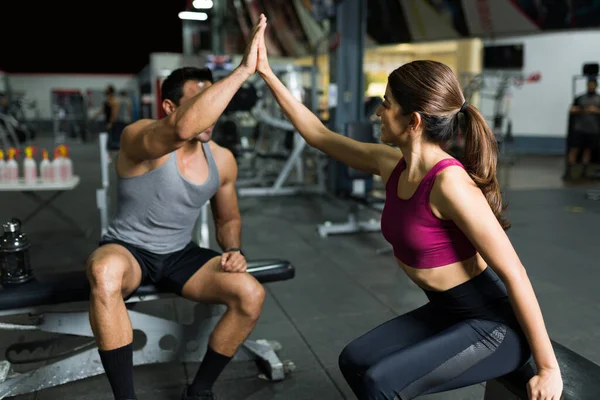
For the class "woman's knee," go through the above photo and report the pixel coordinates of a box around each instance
[338,341,363,375]
[232,276,265,320]
[362,363,401,400]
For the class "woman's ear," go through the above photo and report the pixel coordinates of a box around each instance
[409,111,423,132]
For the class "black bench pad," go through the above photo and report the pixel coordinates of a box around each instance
[493,340,600,400]
[0,259,294,311]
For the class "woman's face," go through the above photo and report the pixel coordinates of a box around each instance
[376,84,412,145]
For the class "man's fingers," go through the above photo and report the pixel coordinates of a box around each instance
[234,261,247,272]
[221,253,231,266]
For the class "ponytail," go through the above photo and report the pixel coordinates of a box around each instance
[461,105,511,230]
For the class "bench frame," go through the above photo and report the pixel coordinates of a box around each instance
[0,290,294,399]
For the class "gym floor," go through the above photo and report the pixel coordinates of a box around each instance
[2,138,600,399]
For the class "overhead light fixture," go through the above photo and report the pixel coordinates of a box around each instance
[179,11,208,21]
[193,0,214,9]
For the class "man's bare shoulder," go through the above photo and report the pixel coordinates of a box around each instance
[207,141,237,181]
[208,141,235,163]
[117,119,164,172]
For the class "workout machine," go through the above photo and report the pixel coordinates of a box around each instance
[461,70,541,164]
[0,133,298,398]
[316,0,387,240]
[235,65,327,197]
[51,89,89,146]
[317,121,383,238]
[0,113,20,150]
[0,94,37,149]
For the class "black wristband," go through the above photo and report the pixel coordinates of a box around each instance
[225,248,244,257]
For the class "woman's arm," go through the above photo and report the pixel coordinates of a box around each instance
[256,31,399,176]
[431,167,562,397]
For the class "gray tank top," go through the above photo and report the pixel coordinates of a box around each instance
[103,142,220,253]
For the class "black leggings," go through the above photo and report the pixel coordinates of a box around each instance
[338,267,532,400]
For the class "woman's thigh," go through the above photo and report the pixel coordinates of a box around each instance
[363,318,531,400]
[339,302,448,373]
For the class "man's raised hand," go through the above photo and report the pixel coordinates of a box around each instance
[239,13,267,76]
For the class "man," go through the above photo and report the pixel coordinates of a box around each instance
[85,14,268,400]
[564,78,600,180]
[108,90,134,149]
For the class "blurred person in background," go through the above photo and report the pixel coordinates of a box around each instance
[564,78,600,180]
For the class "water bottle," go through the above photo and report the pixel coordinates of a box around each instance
[0,219,34,287]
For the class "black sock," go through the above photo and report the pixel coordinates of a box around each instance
[99,343,136,400]
[187,346,232,395]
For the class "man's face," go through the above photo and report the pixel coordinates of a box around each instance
[588,81,597,94]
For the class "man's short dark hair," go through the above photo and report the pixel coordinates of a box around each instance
[588,78,597,85]
[161,67,214,105]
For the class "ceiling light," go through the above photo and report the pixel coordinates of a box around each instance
[179,11,208,21]
[193,0,214,9]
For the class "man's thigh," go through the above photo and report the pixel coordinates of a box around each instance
[160,242,261,304]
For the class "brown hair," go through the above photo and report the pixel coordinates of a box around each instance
[388,60,510,230]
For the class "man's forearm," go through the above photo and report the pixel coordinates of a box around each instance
[175,67,252,140]
[215,219,242,251]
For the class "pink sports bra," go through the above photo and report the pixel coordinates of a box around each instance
[381,158,478,269]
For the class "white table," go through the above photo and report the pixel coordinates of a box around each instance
[0,176,88,236]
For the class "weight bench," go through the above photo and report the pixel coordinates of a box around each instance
[0,260,295,399]
[484,339,600,400]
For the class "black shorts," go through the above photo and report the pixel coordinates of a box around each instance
[99,239,221,295]
[571,130,600,149]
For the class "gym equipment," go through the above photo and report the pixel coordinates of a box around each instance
[0,219,34,287]
[51,90,89,145]
[317,121,383,238]
[484,339,600,399]
[236,66,327,197]
[0,260,296,398]
[0,113,21,150]
[225,84,259,114]
[461,70,541,165]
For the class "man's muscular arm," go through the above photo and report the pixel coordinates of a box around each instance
[120,68,251,161]
[209,143,246,272]
[120,15,267,162]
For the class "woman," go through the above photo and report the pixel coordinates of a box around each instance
[255,22,562,400]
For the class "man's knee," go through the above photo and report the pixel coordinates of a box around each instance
[86,250,130,299]
[231,276,265,320]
